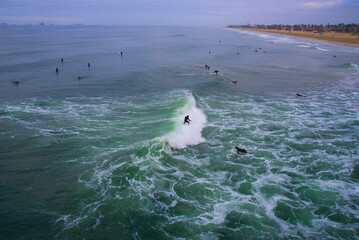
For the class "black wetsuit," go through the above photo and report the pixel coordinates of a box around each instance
[236,147,247,153]
[184,116,191,124]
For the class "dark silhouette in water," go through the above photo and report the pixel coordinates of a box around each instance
[213,70,219,75]
[183,115,191,124]
[78,76,83,80]
[88,63,90,67]
[294,92,304,97]
[56,67,58,73]
[205,64,210,69]
[235,146,248,153]
[12,81,19,85]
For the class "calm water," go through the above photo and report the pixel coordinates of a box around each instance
[0,26,358,239]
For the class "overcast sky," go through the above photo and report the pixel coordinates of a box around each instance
[0,0,358,26]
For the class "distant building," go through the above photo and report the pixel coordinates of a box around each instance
[227,23,359,33]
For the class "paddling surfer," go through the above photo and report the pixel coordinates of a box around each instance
[235,146,248,154]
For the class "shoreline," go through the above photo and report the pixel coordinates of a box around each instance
[228,27,359,47]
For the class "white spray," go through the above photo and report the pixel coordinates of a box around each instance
[162,93,207,149]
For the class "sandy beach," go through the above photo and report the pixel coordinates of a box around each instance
[229,27,359,47]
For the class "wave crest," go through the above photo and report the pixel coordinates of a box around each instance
[161,93,207,149]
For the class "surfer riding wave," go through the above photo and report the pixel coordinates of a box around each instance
[160,92,207,149]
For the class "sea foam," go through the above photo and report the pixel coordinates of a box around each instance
[315,47,330,52]
[349,62,358,70]
[162,93,207,149]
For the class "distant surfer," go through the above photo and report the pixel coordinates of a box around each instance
[88,62,90,67]
[183,115,191,124]
[56,67,58,73]
[77,76,83,80]
[235,146,248,154]
[61,58,64,62]
[294,92,304,97]
[12,81,19,85]
[205,64,210,69]
[213,70,219,75]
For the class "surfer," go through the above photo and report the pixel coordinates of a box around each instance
[183,115,191,124]
[294,92,304,97]
[235,146,248,154]
[77,76,83,80]
[205,64,210,69]
[13,81,19,85]
[56,67,58,73]
[213,70,219,75]
[88,63,90,67]
[61,58,64,62]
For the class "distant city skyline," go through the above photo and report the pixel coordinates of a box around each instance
[0,0,358,27]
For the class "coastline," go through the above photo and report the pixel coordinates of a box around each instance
[228,27,359,47]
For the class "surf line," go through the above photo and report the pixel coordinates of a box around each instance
[162,93,207,149]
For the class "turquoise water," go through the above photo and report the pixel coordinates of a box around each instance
[0,26,358,239]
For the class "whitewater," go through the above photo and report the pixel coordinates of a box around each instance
[161,92,207,149]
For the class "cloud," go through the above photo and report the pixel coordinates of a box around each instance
[301,0,342,8]
[0,0,357,26]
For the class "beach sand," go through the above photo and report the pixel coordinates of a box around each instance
[229,27,359,47]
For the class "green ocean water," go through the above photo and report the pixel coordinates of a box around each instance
[0,26,358,239]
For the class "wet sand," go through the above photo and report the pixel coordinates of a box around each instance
[229,27,359,47]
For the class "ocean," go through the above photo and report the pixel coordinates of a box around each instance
[0,26,358,239]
